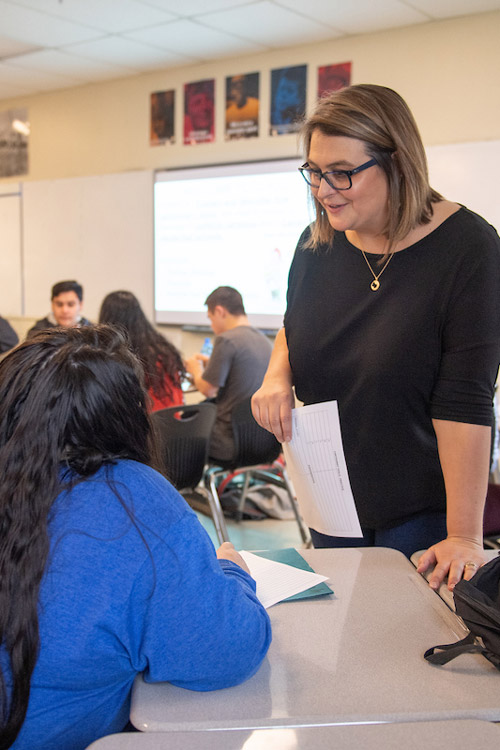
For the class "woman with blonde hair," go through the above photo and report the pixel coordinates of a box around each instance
[252,84,500,590]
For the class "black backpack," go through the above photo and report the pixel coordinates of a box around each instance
[424,554,500,671]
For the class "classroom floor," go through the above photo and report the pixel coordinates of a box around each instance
[193,507,306,551]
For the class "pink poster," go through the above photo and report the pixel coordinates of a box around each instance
[184,79,215,145]
[318,62,351,98]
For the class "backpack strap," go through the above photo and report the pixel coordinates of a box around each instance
[424,632,483,665]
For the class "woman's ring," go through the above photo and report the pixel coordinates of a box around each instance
[464,561,478,569]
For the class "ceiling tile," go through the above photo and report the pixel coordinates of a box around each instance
[65,36,193,71]
[4,49,142,82]
[276,0,429,34]
[0,34,39,59]
[198,1,341,46]
[0,0,496,102]
[136,0,253,15]
[125,18,267,59]
[0,0,104,46]
[5,0,178,33]
[407,0,500,18]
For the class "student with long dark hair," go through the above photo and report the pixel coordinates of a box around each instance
[98,290,185,411]
[0,326,271,750]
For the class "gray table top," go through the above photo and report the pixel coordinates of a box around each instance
[86,720,500,749]
[130,547,500,733]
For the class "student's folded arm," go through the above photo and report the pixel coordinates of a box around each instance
[132,513,271,691]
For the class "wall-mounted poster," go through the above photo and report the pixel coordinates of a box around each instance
[270,64,307,136]
[225,72,259,140]
[150,90,175,146]
[318,62,351,98]
[184,79,215,145]
[0,108,29,178]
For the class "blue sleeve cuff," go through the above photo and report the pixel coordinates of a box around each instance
[218,558,257,592]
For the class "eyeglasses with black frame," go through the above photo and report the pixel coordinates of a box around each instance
[298,158,378,190]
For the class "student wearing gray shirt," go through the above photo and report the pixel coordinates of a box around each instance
[185,287,272,462]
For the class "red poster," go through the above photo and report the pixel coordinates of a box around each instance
[184,79,215,145]
[318,63,351,98]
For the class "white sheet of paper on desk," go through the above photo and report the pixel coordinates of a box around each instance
[283,401,362,538]
[239,551,329,608]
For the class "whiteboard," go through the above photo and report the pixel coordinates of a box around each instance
[154,159,312,328]
[426,140,500,231]
[0,186,22,316]
[22,170,153,322]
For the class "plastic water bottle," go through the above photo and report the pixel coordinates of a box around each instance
[201,336,213,356]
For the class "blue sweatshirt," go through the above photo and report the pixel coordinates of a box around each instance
[9,460,271,750]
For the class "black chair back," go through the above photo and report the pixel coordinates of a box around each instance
[230,398,282,468]
[153,403,216,491]
[204,398,310,545]
[484,483,500,548]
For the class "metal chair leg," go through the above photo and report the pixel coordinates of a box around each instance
[204,470,230,544]
[235,470,253,522]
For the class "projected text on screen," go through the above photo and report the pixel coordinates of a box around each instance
[154,159,312,329]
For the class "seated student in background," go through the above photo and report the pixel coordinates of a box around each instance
[0,326,271,750]
[185,286,272,463]
[27,279,91,337]
[0,316,18,354]
[98,290,185,411]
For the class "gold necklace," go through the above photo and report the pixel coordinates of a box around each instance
[360,250,394,291]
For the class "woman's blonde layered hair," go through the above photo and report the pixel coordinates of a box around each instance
[301,84,442,250]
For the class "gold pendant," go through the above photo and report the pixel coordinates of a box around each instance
[370,279,380,291]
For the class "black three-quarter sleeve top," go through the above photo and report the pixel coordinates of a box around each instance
[284,207,500,529]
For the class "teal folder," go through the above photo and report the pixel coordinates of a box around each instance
[254,547,334,601]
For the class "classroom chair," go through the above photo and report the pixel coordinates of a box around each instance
[152,403,230,544]
[204,398,311,546]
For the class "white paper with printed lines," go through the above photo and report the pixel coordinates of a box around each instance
[283,401,362,537]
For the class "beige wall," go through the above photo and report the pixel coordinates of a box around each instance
[1,10,500,354]
[1,11,499,184]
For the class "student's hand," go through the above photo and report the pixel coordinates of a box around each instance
[252,377,294,444]
[185,355,203,377]
[185,353,209,374]
[417,536,486,590]
[216,542,251,575]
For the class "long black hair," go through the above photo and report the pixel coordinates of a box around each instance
[98,291,185,405]
[0,325,158,748]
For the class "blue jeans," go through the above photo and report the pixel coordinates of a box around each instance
[309,511,447,559]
